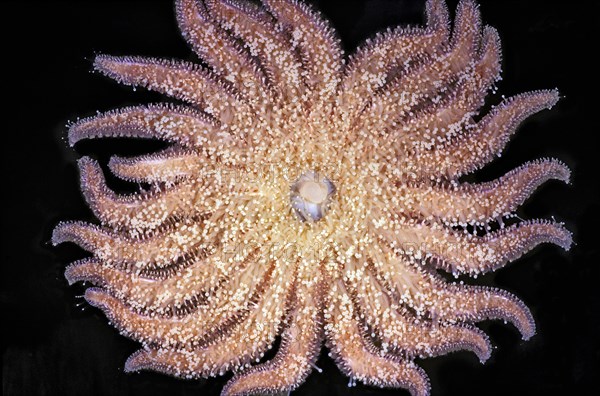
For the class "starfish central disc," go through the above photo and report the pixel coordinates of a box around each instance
[290,170,336,222]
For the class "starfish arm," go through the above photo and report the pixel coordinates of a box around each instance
[372,257,535,339]
[205,0,304,102]
[344,258,491,361]
[356,0,482,135]
[434,283,536,340]
[448,0,482,61]
[94,55,244,120]
[263,0,343,104]
[411,90,560,179]
[83,286,250,348]
[76,157,220,232]
[82,255,276,348]
[66,258,205,315]
[402,159,570,224]
[221,261,324,396]
[64,246,258,316]
[324,279,430,396]
[340,0,449,120]
[395,25,501,151]
[379,220,571,276]
[175,0,269,100]
[122,258,295,377]
[384,318,491,362]
[68,104,227,150]
[108,149,214,184]
[65,249,207,281]
[51,218,209,267]
[65,244,260,318]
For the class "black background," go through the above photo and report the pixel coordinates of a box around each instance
[2,1,598,395]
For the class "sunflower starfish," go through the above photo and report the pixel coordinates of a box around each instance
[52,0,572,395]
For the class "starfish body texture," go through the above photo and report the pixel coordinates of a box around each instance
[53,1,572,395]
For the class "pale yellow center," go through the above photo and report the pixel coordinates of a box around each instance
[299,180,328,203]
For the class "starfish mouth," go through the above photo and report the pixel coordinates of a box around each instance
[290,170,336,222]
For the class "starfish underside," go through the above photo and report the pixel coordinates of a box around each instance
[53,0,572,395]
